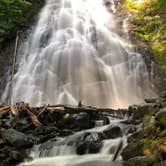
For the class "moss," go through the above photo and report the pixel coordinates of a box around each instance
[0,0,44,48]
[156,108,166,128]
[123,0,166,73]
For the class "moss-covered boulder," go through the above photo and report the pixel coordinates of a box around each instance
[155,108,166,128]
[123,155,155,166]
[122,142,144,160]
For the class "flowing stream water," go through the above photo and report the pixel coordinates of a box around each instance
[1,0,154,108]
[20,116,138,166]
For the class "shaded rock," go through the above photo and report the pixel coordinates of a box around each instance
[160,91,166,99]
[103,126,122,139]
[126,125,137,135]
[39,111,62,126]
[145,98,157,104]
[122,142,144,160]
[0,146,26,166]
[121,119,141,125]
[63,112,94,129]
[128,104,158,120]
[1,119,11,129]
[73,112,93,129]
[0,110,10,119]
[0,138,6,148]
[9,150,24,162]
[60,129,73,137]
[13,117,30,132]
[103,117,110,125]
[76,132,103,155]
[155,108,166,128]
[1,128,33,148]
[0,151,7,160]
[123,155,155,166]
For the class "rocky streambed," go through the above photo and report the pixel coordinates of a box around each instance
[0,94,166,166]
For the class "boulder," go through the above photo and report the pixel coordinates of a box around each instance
[76,132,104,155]
[103,126,122,139]
[144,98,157,104]
[123,156,155,166]
[160,91,166,99]
[128,104,158,120]
[0,146,26,165]
[1,128,33,148]
[103,117,110,125]
[63,112,94,129]
[122,142,144,160]
[155,108,166,128]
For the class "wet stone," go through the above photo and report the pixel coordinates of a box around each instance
[103,125,122,139]
[76,132,104,155]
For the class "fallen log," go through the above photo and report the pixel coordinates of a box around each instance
[27,109,42,128]
[10,105,18,116]
[112,140,123,161]
[37,104,49,117]
[0,105,10,112]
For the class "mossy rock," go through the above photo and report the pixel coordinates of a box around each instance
[123,155,155,166]
[122,142,144,160]
[155,108,166,128]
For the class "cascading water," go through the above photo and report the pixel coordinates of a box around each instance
[1,0,154,108]
[20,116,137,166]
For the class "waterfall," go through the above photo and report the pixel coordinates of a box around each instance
[1,0,154,108]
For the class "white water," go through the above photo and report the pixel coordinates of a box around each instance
[20,118,133,166]
[2,0,154,108]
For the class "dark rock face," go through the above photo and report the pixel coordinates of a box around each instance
[122,142,144,160]
[1,128,33,148]
[76,132,104,155]
[62,112,94,130]
[0,146,27,166]
[103,126,122,139]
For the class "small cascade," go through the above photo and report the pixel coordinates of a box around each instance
[20,116,138,166]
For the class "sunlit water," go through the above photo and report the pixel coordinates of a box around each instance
[1,0,154,108]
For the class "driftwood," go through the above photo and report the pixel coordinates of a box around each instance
[37,104,49,117]
[27,109,42,128]
[10,105,18,115]
[112,140,123,161]
[0,102,129,128]
[0,105,10,112]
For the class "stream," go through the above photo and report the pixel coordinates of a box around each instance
[20,115,139,166]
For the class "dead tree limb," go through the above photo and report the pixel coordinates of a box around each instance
[112,140,123,161]
[0,105,11,112]
[27,109,42,128]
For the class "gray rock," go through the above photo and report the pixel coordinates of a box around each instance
[123,155,155,166]
[76,132,104,155]
[144,98,157,103]
[103,126,122,139]
[122,142,144,160]
[63,112,93,129]
[1,128,33,148]
[155,108,166,128]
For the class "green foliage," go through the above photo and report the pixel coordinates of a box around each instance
[0,0,44,46]
[124,0,166,73]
